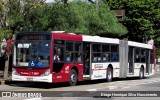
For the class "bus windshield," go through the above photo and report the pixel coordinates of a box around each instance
[15,41,50,68]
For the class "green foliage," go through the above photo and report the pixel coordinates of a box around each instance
[156,48,160,58]
[0,0,127,40]
[27,1,127,35]
[0,0,45,40]
[69,2,127,35]
[0,29,12,40]
[105,0,160,43]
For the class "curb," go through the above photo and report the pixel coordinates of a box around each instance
[0,78,11,85]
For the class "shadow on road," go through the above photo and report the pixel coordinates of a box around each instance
[5,77,147,89]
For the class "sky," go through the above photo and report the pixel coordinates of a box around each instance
[45,0,54,3]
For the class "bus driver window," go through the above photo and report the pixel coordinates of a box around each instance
[53,46,60,62]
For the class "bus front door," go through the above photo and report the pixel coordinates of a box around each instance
[146,50,150,74]
[83,43,90,75]
[129,47,134,74]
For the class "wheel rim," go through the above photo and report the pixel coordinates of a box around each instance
[140,72,142,77]
[140,71,143,78]
[108,71,112,80]
[71,73,76,83]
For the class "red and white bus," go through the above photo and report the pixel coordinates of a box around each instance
[12,31,156,85]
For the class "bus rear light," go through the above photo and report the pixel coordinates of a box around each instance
[41,69,50,76]
[12,68,20,76]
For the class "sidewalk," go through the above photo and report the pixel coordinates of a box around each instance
[0,70,11,85]
[156,64,160,72]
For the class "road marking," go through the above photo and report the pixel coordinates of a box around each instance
[122,86,130,89]
[84,77,160,91]
[25,98,41,100]
[123,78,160,86]
[108,86,118,90]
[93,78,160,91]
[134,80,160,86]
[61,92,73,97]
[86,89,97,91]
[110,77,160,85]
[86,89,97,93]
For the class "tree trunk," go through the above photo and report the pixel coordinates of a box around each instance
[3,55,9,79]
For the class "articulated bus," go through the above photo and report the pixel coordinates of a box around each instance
[12,31,156,86]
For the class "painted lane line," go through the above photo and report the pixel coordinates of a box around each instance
[108,86,118,90]
[121,86,130,89]
[86,89,97,93]
[86,89,97,91]
[25,98,41,100]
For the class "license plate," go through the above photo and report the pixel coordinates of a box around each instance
[27,77,33,81]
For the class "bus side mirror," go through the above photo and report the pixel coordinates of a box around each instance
[7,39,14,55]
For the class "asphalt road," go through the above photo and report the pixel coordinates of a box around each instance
[0,71,160,100]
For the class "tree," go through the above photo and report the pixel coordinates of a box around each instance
[0,0,46,79]
[27,1,127,35]
[104,0,160,43]
[0,0,128,41]
[0,0,46,40]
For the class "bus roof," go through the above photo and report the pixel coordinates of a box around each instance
[128,41,152,49]
[83,35,153,49]
[16,32,153,49]
[82,35,119,44]
[52,32,82,41]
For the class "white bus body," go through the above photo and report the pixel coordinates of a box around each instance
[82,35,155,80]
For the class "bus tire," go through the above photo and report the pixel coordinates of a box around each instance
[139,67,144,79]
[69,69,78,86]
[106,67,113,82]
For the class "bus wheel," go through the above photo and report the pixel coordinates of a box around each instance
[106,67,113,82]
[139,67,144,79]
[69,69,78,86]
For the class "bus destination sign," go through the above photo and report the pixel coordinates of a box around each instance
[16,34,51,40]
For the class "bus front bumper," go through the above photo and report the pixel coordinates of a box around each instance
[12,74,52,83]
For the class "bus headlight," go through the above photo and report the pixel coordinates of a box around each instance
[12,68,20,76]
[41,69,50,76]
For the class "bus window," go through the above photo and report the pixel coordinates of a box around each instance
[111,45,119,62]
[75,43,82,62]
[135,48,141,62]
[102,53,110,62]
[92,44,101,52]
[66,42,74,62]
[92,44,102,62]
[102,45,110,62]
[53,46,64,62]
[16,47,30,62]
[141,49,146,63]
[53,39,64,63]
[16,42,50,67]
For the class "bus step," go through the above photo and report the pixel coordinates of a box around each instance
[83,77,91,80]
[83,75,90,77]
[83,75,91,80]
